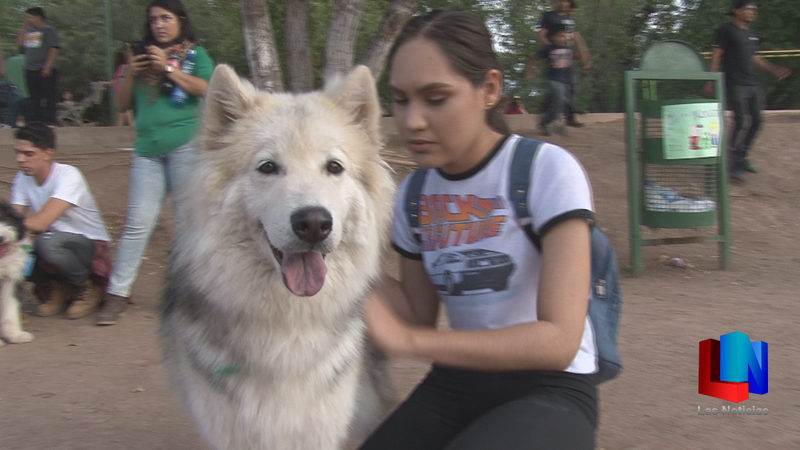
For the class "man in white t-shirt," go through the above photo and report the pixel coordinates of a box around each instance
[11,123,111,319]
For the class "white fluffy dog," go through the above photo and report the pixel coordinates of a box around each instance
[0,200,34,346]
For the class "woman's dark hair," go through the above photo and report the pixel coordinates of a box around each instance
[388,8,509,134]
[15,122,56,151]
[143,0,197,46]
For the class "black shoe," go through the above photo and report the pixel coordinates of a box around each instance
[96,293,129,326]
[538,124,550,136]
[730,169,747,182]
[743,160,758,173]
[573,108,587,115]
[566,119,584,128]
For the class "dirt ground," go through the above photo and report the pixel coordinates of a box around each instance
[1,113,799,449]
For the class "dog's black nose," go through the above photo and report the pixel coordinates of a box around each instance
[291,207,333,244]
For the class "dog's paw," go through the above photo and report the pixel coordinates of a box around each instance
[3,331,34,344]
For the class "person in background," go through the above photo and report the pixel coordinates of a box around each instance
[16,7,59,126]
[505,95,528,115]
[95,0,214,326]
[111,51,135,126]
[537,0,590,127]
[565,0,590,115]
[11,123,111,319]
[705,0,791,182]
[525,24,574,136]
[2,51,30,128]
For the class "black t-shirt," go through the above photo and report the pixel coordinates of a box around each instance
[713,22,759,87]
[538,45,573,84]
[540,12,576,47]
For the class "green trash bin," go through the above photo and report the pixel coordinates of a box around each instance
[624,40,731,276]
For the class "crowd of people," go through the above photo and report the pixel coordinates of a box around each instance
[8,0,213,326]
[1,0,792,447]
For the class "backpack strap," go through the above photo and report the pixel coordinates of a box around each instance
[404,168,429,243]
[508,137,545,251]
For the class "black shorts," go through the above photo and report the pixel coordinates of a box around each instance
[359,365,597,450]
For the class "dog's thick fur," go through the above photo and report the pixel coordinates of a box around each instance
[0,201,34,347]
[160,65,397,450]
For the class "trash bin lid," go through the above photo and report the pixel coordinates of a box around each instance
[639,40,707,72]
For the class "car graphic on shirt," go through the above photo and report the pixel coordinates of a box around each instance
[429,249,516,296]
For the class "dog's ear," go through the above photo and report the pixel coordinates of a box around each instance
[203,64,255,149]
[325,65,381,147]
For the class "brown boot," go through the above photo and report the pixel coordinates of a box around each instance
[36,281,73,317]
[95,293,128,326]
[65,279,103,320]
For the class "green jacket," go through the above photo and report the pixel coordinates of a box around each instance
[131,45,214,157]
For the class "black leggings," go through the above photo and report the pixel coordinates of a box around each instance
[359,366,597,450]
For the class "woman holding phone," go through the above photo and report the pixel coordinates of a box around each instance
[96,0,214,325]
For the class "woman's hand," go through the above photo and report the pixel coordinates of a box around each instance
[365,291,415,356]
[146,45,169,74]
[125,44,150,77]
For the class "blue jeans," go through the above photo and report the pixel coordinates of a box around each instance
[5,97,28,127]
[106,141,195,297]
[540,80,569,127]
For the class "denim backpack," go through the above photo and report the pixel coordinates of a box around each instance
[404,137,623,384]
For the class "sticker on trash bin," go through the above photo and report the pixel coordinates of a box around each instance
[662,103,721,159]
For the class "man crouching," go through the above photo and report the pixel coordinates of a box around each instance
[11,123,111,319]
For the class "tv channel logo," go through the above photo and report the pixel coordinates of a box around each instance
[699,331,768,402]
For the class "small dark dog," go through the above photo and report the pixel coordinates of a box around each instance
[0,200,34,346]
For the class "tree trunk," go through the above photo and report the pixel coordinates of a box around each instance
[324,0,367,81]
[238,0,284,92]
[285,0,313,92]
[358,0,418,81]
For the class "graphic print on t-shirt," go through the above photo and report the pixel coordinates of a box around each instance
[417,193,515,295]
[417,194,508,251]
[549,48,573,69]
[428,248,516,296]
[24,31,43,49]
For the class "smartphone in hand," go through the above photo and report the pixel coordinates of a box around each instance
[128,41,147,56]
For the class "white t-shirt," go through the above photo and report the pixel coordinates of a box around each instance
[12,163,110,242]
[392,135,597,374]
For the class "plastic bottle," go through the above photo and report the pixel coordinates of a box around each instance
[22,243,36,277]
[170,49,197,107]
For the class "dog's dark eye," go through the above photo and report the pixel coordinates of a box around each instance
[327,161,344,175]
[257,161,278,174]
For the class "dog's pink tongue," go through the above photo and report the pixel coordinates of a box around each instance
[281,251,327,296]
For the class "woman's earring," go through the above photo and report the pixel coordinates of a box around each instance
[487,102,495,107]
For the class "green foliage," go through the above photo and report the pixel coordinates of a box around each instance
[678,0,800,110]
[2,0,798,125]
